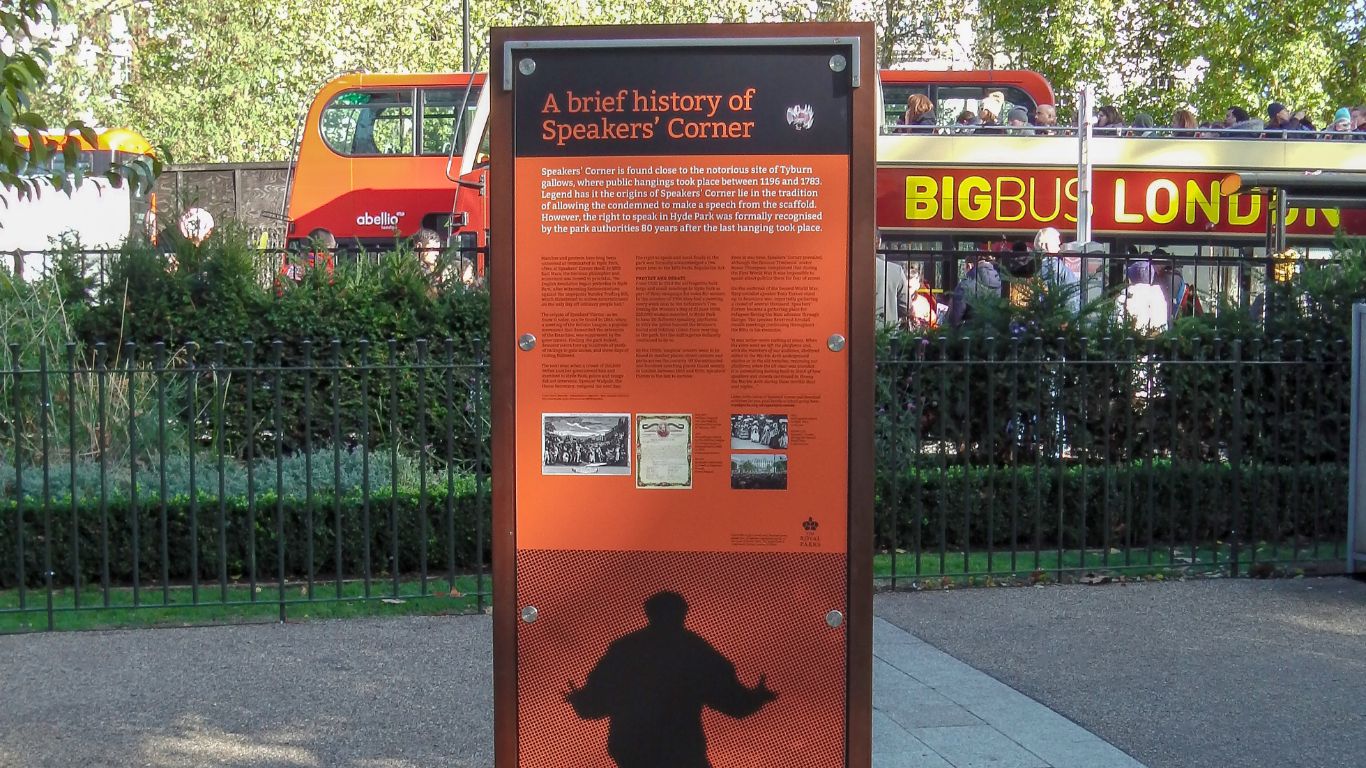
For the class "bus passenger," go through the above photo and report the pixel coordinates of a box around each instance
[1328,108,1354,139]
[1095,105,1124,134]
[1128,113,1157,137]
[1224,106,1263,137]
[898,94,936,130]
[977,91,1004,129]
[1170,108,1198,135]
[1032,104,1058,135]
[1006,107,1034,135]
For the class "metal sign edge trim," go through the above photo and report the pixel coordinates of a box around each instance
[503,36,862,91]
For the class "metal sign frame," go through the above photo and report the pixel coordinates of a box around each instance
[491,23,875,767]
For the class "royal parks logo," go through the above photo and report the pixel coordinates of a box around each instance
[799,517,821,549]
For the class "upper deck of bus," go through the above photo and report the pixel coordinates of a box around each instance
[876,131,1366,172]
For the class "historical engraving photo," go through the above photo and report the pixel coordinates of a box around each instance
[731,414,789,450]
[542,414,631,476]
[730,454,788,490]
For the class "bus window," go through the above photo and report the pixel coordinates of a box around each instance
[19,150,95,178]
[881,84,928,127]
[420,87,482,156]
[320,89,415,156]
[935,85,1037,125]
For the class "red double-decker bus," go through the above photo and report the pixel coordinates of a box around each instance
[875,131,1366,308]
[281,68,1055,251]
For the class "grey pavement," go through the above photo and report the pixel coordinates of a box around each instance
[0,609,1135,768]
[876,577,1366,768]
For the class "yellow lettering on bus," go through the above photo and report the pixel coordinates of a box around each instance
[1322,209,1340,228]
[996,176,1026,222]
[1028,177,1062,222]
[1228,193,1260,226]
[1145,178,1179,225]
[1186,180,1220,226]
[1284,207,1299,226]
[958,176,990,221]
[1114,179,1144,224]
[1063,178,1080,223]
[941,176,955,221]
[905,175,938,221]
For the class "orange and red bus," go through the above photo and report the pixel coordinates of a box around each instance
[282,69,1054,251]
[283,72,489,250]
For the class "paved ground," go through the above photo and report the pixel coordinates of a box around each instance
[876,577,1366,768]
[873,618,1142,768]
[0,611,1135,767]
[3,578,1357,767]
[0,616,495,768]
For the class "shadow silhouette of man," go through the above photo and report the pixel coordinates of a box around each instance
[565,591,777,768]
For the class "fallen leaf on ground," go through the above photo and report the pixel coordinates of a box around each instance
[381,598,406,605]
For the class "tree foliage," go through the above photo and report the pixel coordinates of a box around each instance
[31,0,1366,162]
[976,0,1361,124]
[1,0,156,199]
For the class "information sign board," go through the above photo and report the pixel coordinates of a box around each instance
[491,24,875,767]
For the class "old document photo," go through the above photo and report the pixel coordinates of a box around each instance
[635,414,693,489]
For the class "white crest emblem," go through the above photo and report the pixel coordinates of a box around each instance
[786,104,815,130]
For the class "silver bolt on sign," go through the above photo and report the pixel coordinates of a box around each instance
[829,54,847,73]
[827,334,846,352]
[825,610,844,628]
[521,605,539,623]
[518,333,537,351]
[518,58,536,76]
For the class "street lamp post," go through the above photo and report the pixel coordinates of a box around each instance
[462,0,470,72]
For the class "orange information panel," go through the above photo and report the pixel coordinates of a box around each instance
[491,25,875,768]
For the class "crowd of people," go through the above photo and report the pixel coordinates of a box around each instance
[896,91,1366,140]
[877,228,1203,334]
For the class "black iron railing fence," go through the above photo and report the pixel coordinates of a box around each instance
[2,339,491,632]
[875,334,1348,587]
[0,333,1351,632]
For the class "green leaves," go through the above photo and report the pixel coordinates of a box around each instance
[977,0,1358,123]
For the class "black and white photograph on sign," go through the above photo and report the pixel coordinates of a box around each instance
[731,414,789,450]
[543,414,631,476]
[730,454,788,490]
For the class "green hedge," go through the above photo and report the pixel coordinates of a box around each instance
[0,453,489,589]
[875,461,1347,552]
[0,484,489,591]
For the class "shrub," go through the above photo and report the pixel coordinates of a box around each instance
[0,451,489,589]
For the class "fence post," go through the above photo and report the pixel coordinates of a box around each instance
[1230,339,1244,577]
[472,335,488,611]
[1352,306,1366,573]
[39,347,53,631]
[272,340,286,622]
[10,344,25,611]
